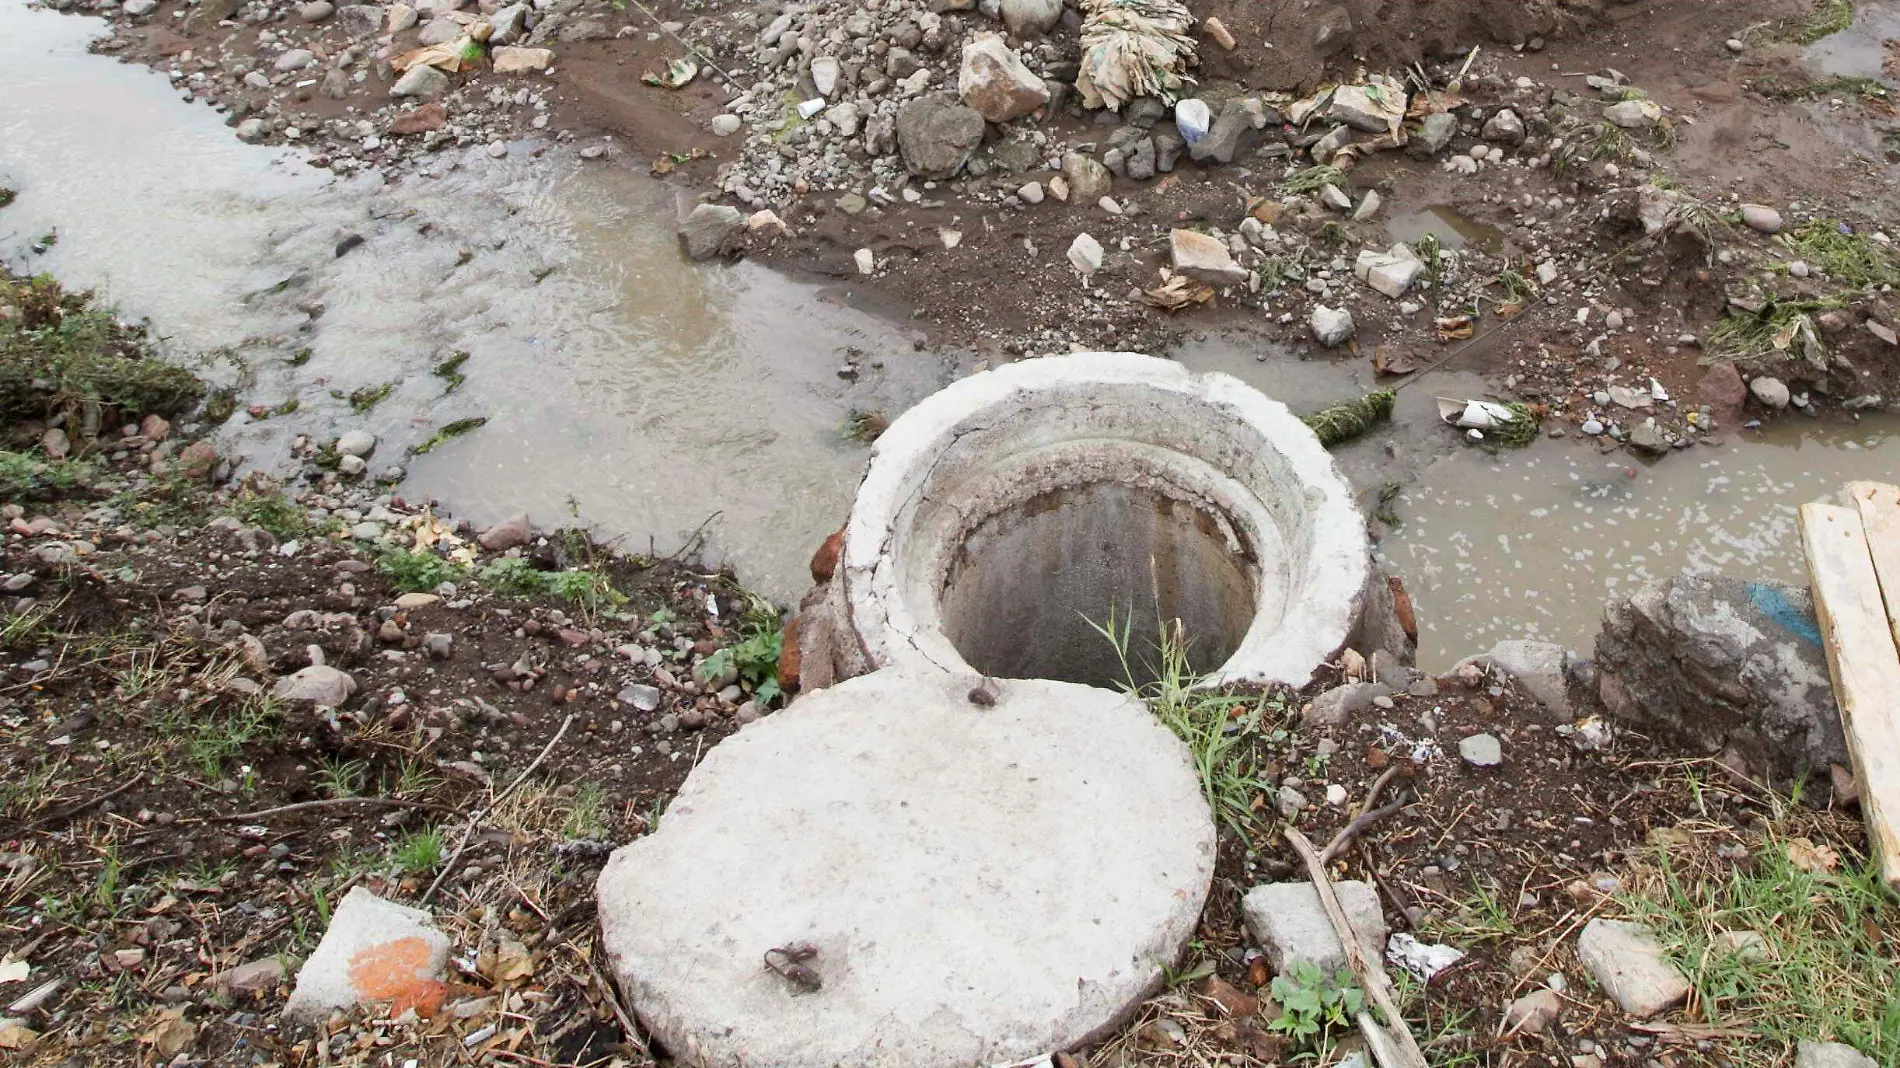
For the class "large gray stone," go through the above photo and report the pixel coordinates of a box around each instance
[272,664,357,708]
[1407,112,1457,159]
[1169,229,1249,286]
[285,888,449,1022]
[1575,918,1689,1017]
[598,670,1214,1067]
[1000,0,1062,36]
[1796,1041,1879,1068]
[1061,151,1112,204]
[678,204,745,261]
[1243,880,1387,977]
[896,94,985,179]
[1595,574,1844,783]
[1474,639,1574,720]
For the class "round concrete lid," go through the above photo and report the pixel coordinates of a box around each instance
[596,669,1215,1067]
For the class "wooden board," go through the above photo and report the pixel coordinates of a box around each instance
[1800,501,1900,889]
[1845,481,1900,647]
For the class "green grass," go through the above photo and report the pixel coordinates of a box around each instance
[1781,218,1900,287]
[0,273,202,430]
[561,781,610,839]
[226,488,308,538]
[1281,165,1346,196]
[1619,830,1898,1066]
[1707,298,1842,369]
[475,557,628,613]
[378,548,462,593]
[1090,611,1285,837]
[315,756,367,799]
[1422,876,1517,944]
[392,828,445,873]
[409,416,487,455]
[348,382,393,413]
[183,697,282,779]
[1750,75,1889,101]
[432,352,469,393]
[1784,0,1856,44]
[0,449,91,503]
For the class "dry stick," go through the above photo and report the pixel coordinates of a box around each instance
[195,797,460,824]
[10,772,144,835]
[1284,827,1429,1068]
[421,714,574,904]
[1319,796,1410,866]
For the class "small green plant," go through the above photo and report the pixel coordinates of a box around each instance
[185,698,281,779]
[1089,611,1282,836]
[478,556,549,596]
[315,756,368,799]
[1781,219,1900,288]
[1783,0,1856,44]
[1707,298,1842,370]
[562,781,610,839]
[392,828,445,873]
[0,188,15,208]
[227,489,308,538]
[433,352,470,392]
[1268,961,1366,1046]
[1751,75,1889,101]
[1281,165,1346,196]
[348,382,393,413]
[410,416,487,455]
[378,549,461,593]
[699,600,786,705]
[843,409,888,443]
[0,450,91,502]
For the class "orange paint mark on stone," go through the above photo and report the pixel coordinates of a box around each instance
[347,937,447,1018]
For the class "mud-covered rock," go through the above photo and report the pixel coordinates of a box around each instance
[1594,574,1844,784]
[896,94,985,179]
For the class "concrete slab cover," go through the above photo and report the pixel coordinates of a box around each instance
[839,352,1368,688]
[596,669,1216,1067]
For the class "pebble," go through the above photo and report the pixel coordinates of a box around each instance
[487,141,508,158]
[1459,733,1503,767]
[1740,203,1783,234]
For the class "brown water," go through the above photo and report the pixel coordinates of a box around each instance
[0,0,947,600]
[8,0,1900,665]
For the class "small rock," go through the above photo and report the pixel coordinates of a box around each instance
[1017,181,1044,204]
[1000,0,1061,36]
[957,34,1047,123]
[1749,376,1791,409]
[491,46,552,73]
[336,430,377,458]
[223,956,293,995]
[619,684,662,711]
[1709,929,1768,961]
[1067,232,1104,276]
[1169,229,1249,286]
[1739,204,1783,234]
[678,204,745,261]
[1796,1041,1878,1068]
[895,94,985,179]
[298,0,334,21]
[1061,152,1112,204]
[1482,108,1525,145]
[710,114,742,136]
[275,48,316,72]
[1459,733,1502,767]
[1603,98,1662,129]
[40,427,70,459]
[1408,112,1457,159]
[1575,918,1690,1017]
[810,56,840,98]
[391,64,450,98]
[1201,15,1236,50]
[272,665,358,709]
[478,513,532,551]
[1243,880,1387,975]
[285,887,449,1021]
[1310,305,1355,347]
[1503,988,1563,1034]
[854,248,876,275]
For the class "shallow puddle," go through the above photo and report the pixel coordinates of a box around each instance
[1381,415,1900,667]
[0,0,947,600]
[1804,0,1900,81]
[1383,206,1506,255]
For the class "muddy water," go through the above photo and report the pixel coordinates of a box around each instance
[0,0,946,600]
[1805,0,1900,81]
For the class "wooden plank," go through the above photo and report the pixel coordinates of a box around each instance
[1800,502,1900,889]
[1845,481,1900,647]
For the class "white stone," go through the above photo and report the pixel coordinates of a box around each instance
[1459,733,1503,767]
[1000,0,1062,36]
[1318,183,1353,212]
[1169,229,1249,286]
[391,64,450,97]
[491,46,551,73]
[597,669,1214,1068]
[853,248,876,275]
[285,887,449,1022]
[1310,305,1355,347]
[275,48,316,71]
[1576,918,1690,1017]
[1353,245,1424,298]
[810,56,840,98]
[335,429,377,457]
[1017,181,1044,204]
[710,114,742,136]
[1740,203,1783,234]
[1067,232,1103,275]
[272,665,357,708]
[1750,376,1791,409]
[1797,1041,1878,1068]
[1329,85,1396,133]
[1603,98,1662,129]
[958,34,1048,123]
[1243,880,1387,975]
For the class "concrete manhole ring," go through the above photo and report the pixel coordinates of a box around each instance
[596,668,1216,1067]
[839,351,1369,689]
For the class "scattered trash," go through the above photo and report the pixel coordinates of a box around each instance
[1141,273,1215,311]
[1075,0,1198,110]
[1434,315,1475,341]
[1436,397,1540,447]
[642,57,698,89]
[1386,933,1465,981]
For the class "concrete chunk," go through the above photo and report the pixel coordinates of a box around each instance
[1243,880,1387,976]
[285,887,450,1021]
[596,670,1215,1068]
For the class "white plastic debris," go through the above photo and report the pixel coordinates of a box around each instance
[1386,933,1465,981]
[1437,398,1519,430]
